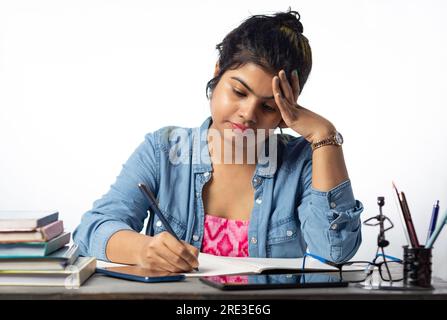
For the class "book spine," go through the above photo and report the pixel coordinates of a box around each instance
[40,221,64,241]
[44,232,70,255]
[64,245,80,266]
[36,212,59,228]
[75,257,97,287]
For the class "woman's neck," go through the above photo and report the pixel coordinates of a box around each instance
[207,130,259,166]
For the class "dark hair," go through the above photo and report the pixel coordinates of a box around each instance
[206,8,312,99]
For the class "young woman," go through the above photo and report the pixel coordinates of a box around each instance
[73,9,364,273]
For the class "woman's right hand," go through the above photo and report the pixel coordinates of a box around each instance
[136,231,199,272]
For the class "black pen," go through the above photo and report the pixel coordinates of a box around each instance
[138,183,199,271]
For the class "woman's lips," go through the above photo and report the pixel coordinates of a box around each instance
[229,122,249,132]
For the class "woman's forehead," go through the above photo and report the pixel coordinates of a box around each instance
[223,63,274,96]
[225,63,274,78]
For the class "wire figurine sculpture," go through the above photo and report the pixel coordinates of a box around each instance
[363,196,396,282]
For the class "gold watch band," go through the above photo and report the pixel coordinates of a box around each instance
[311,131,343,151]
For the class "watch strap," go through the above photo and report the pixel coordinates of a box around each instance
[311,132,343,151]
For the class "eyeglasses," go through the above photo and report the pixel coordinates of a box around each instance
[302,252,403,283]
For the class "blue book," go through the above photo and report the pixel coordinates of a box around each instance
[0,245,80,271]
[0,232,70,257]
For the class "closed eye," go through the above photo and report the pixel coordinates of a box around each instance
[233,89,246,97]
[262,104,276,112]
[233,88,276,113]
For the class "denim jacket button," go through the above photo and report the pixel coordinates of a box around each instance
[156,220,163,227]
[255,198,262,205]
[330,202,337,209]
[331,224,338,230]
[203,172,210,177]
[195,192,200,198]
[286,230,293,237]
[192,234,200,241]
[251,237,257,244]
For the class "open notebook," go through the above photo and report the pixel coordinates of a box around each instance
[96,253,361,278]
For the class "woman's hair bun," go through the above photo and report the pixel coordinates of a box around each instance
[206,7,312,99]
[275,9,304,34]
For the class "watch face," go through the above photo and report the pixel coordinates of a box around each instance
[335,131,344,145]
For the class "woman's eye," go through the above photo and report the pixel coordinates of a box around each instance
[232,88,275,112]
[233,89,246,97]
[262,104,276,112]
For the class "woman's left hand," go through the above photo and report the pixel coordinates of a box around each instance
[273,69,336,143]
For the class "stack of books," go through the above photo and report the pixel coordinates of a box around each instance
[0,210,96,287]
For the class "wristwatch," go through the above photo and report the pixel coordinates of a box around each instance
[311,131,344,151]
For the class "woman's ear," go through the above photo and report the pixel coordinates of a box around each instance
[214,62,220,77]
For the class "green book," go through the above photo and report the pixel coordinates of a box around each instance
[0,232,70,257]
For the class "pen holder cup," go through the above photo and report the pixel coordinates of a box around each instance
[403,246,433,288]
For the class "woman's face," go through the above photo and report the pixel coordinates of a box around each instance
[209,62,283,144]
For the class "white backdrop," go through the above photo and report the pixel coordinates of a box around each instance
[1,0,446,280]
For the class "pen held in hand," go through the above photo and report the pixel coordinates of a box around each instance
[138,183,179,240]
[138,183,199,271]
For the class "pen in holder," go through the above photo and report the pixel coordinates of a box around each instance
[403,246,433,288]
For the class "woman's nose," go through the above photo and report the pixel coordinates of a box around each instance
[237,100,257,125]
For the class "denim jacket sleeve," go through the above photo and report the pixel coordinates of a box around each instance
[297,156,364,263]
[72,132,159,261]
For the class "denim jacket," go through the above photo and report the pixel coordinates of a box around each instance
[73,117,364,263]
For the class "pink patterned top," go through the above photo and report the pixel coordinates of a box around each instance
[201,213,249,257]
